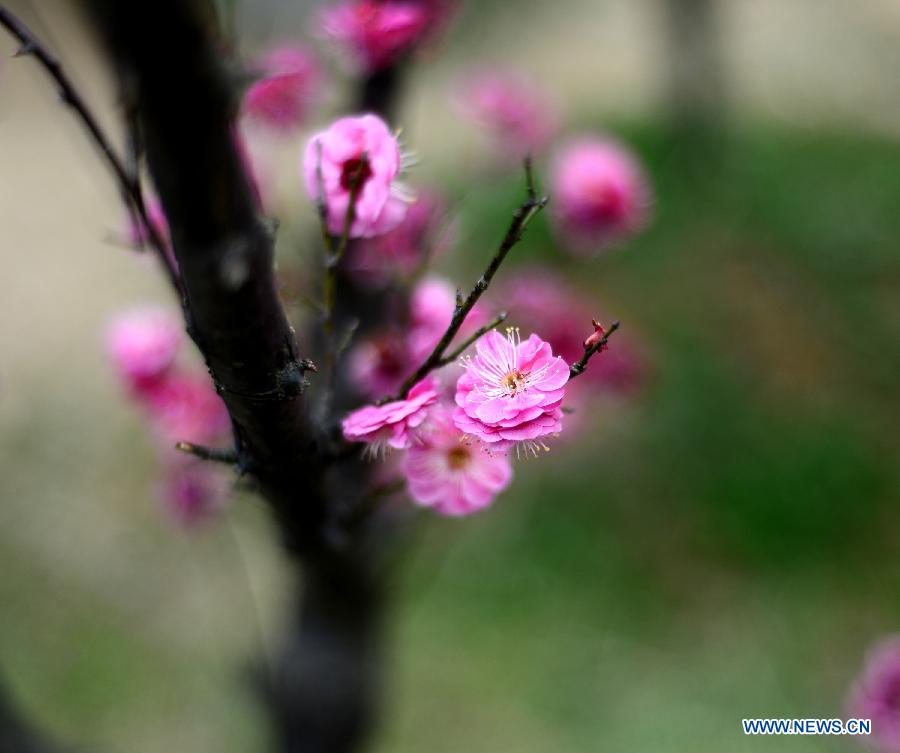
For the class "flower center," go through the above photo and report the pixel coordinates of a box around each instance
[501,369,527,395]
[446,446,470,470]
[340,157,373,191]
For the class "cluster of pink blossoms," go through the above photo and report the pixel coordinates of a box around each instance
[342,325,569,515]
[107,307,230,526]
[295,112,635,515]
[322,0,455,73]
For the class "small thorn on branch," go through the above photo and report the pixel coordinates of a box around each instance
[569,320,621,380]
[175,441,240,465]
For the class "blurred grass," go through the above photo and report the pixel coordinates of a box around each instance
[2,122,900,752]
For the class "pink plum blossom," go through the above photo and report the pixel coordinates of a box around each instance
[403,406,512,516]
[349,332,413,398]
[456,70,557,159]
[243,45,321,133]
[142,373,231,446]
[409,277,487,362]
[347,277,490,400]
[322,0,452,72]
[848,636,900,752]
[342,376,440,452]
[160,460,229,527]
[347,189,449,287]
[303,114,408,238]
[454,329,569,455]
[107,306,183,389]
[550,136,651,255]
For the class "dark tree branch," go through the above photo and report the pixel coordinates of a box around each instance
[0,5,180,293]
[569,320,621,379]
[86,0,324,541]
[85,5,391,753]
[388,161,548,401]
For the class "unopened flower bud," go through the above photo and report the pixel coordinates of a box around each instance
[583,319,608,351]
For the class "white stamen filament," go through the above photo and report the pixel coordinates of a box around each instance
[461,328,554,399]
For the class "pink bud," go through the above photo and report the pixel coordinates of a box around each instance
[582,319,608,351]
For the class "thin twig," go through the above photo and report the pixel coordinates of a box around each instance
[322,154,367,378]
[175,441,240,465]
[388,160,548,401]
[314,140,333,256]
[0,5,181,294]
[524,154,537,202]
[435,311,508,367]
[569,321,621,380]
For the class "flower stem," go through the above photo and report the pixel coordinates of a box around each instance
[388,159,548,401]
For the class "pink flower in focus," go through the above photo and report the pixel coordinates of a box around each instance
[243,45,321,133]
[142,373,231,446]
[347,190,449,287]
[848,636,900,752]
[342,376,440,452]
[303,114,408,238]
[403,406,512,516]
[493,269,642,393]
[160,460,229,527]
[322,0,451,72]
[550,137,651,255]
[107,307,183,389]
[456,70,557,159]
[349,332,413,397]
[454,329,569,455]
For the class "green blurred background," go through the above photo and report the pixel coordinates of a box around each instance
[1,0,898,751]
